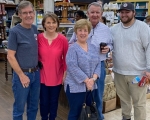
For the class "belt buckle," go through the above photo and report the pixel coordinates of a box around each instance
[29,68,32,73]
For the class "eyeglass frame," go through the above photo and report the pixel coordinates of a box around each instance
[19,10,35,16]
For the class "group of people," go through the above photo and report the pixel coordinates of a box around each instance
[7,1,150,120]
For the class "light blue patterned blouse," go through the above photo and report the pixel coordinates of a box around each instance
[69,22,113,61]
[64,42,101,93]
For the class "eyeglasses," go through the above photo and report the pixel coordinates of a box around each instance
[21,11,34,16]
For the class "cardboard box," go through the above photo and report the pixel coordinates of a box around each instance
[116,94,121,108]
[103,81,116,101]
[147,93,150,99]
[103,98,116,113]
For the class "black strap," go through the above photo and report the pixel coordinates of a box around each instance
[84,89,95,104]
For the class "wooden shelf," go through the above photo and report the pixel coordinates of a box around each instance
[36,8,44,10]
[135,8,148,10]
[135,16,146,17]
[55,2,74,6]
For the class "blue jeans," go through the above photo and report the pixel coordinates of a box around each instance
[12,70,40,120]
[40,84,62,120]
[95,61,106,120]
[66,85,94,120]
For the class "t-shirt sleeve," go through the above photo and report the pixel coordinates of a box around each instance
[8,29,18,51]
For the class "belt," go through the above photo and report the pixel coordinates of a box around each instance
[21,66,38,73]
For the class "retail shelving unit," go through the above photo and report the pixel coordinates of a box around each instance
[116,0,150,21]
[0,3,6,44]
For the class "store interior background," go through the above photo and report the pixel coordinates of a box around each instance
[0,0,150,120]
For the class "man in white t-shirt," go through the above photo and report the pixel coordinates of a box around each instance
[111,2,150,120]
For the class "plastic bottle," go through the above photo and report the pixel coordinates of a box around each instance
[132,76,141,84]
[37,14,40,24]
[40,14,43,23]
[132,75,147,87]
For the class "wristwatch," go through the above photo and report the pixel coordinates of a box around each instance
[92,78,97,82]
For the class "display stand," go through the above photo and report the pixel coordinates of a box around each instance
[55,1,74,23]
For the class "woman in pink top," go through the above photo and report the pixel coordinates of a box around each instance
[38,13,68,120]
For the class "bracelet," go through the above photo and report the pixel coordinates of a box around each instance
[92,78,97,82]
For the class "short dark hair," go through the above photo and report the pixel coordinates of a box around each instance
[42,13,59,31]
[75,10,87,19]
[102,16,106,25]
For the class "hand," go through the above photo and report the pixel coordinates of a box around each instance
[145,78,150,85]
[84,79,91,90]
[101,46,110,54]
[145,71,150,79]
[88,78,95,86]
[144,71,150,85]
[19,73,30,88]
[85,79,94,91]
[62,76,66,85]
[62,72,67,85]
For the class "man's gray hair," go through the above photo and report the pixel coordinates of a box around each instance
[18,1,34,13]
[88,2,103,11]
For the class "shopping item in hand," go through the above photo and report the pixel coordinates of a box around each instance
[100,42,107,51]
[138,76,147,87]
[132,76,147,87]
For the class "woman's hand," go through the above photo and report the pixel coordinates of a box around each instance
[62,71,67,85]
[84,78,94,91]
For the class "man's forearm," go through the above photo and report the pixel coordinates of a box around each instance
[7,54,23,77]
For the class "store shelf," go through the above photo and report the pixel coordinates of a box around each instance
[59,23,75,27]
[135,16,146,18]
[5,4,16,8]
[36,8,44,10]
[135,8,148,10]
[6,20,11,22]
[115,0,150,21]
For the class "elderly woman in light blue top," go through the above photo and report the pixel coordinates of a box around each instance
[64,19,101,120]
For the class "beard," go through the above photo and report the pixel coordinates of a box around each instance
[120,15,134,24]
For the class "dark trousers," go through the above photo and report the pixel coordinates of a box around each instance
[66,85,95,120]
[40,83,62,120]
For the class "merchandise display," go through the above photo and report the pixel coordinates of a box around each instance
[102,0,150,26]
[116,0,150,21]
[0,3,7,45]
